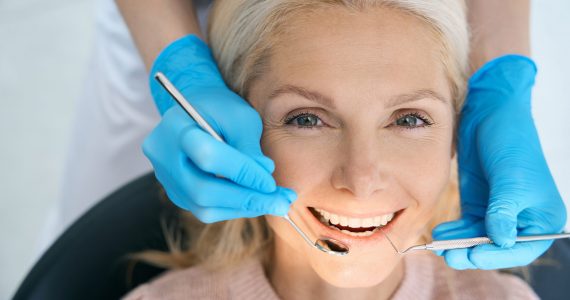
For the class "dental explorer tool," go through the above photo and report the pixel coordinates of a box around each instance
[154,72,350,256]
[380,228,570,254]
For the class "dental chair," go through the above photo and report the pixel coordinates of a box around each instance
[12,172,570,300]
[12,173,172,300]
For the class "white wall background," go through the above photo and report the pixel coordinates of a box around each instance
[531,2,570,220]
[0,0,96,297]
[0,0,568,299]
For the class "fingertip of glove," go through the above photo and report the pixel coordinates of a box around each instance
[271,199,291,216]
[262,188,296,216]
[259,177,277,193]
[256,156,276,173]
[281,188,298,203]
[489,232,516,248]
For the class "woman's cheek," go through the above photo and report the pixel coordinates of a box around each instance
[387,132,453,215]
[261,129,335,189]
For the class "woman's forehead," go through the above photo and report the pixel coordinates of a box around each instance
[257,6,451,104]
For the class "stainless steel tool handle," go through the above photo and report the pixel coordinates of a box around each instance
[429,232,570,251]
[515,233,570,242]
[154,72,224,142]
[428,237,492,250]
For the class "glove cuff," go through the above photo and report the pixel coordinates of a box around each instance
[467,55,537,108]
[470,54,536,83]
[149,34,225,115]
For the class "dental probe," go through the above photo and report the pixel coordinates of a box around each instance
[154,72,351,257]
[380,229,570,254]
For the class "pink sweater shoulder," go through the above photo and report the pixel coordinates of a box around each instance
[124,253,538,300]
[392,252,539,300]
[123,258,279,300]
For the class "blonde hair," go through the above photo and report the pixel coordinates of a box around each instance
[137,0,467,271]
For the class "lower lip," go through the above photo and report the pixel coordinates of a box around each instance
[303,207,404,250]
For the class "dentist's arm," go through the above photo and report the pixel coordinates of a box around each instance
[116,0,202,70]
[115,0,296,222]
[467,0,530,71]
[433,0,567,269]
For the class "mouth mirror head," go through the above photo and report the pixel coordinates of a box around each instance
[281,213,350,256]
[315,238,350,256]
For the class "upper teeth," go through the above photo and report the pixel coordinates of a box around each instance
[314,208,394,228]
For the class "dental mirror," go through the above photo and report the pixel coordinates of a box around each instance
[155,72,351,257]
[283,214,350,256]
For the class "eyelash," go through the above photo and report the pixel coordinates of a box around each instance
[283,110,324,129]
[283,110,434,130]
[393,111,434,129]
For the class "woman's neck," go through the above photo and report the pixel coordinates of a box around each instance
[265,237,405,300]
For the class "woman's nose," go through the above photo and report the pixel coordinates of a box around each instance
[330,136,388,199]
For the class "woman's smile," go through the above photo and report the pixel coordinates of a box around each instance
[312,207,395,236]
[295,203,408,251]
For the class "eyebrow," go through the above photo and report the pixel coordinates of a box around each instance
[269,85,337,109]
[386,89,448,107]
[268,85,448,108]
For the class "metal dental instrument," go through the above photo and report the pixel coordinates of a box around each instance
[380,228,570,254]
[154,72,350,256]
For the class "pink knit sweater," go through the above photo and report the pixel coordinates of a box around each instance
[124,252,538,299]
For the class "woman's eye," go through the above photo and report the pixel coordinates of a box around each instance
[394,113,431,128]
[285,113,323,128]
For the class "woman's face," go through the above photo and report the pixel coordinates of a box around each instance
[248,6,455,288]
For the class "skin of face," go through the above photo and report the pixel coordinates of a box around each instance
[247,6,456,300]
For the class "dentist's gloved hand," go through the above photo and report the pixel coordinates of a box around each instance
[143,35,296,223]
[432,55,567,270]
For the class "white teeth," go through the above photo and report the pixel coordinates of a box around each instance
[341,229,373,237]
[330,214,339,225]
[373,216,382,225]
[362,217,373,227]
[312,208,396,233]
[348,218,361,228]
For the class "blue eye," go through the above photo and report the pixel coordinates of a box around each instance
[285,113,324,128]
[394,112,432,129]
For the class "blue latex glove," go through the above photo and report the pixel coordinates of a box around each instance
[432,55,567,270]
[143,35,297,223]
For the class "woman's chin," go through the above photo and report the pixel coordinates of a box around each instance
[310,256,402,288]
